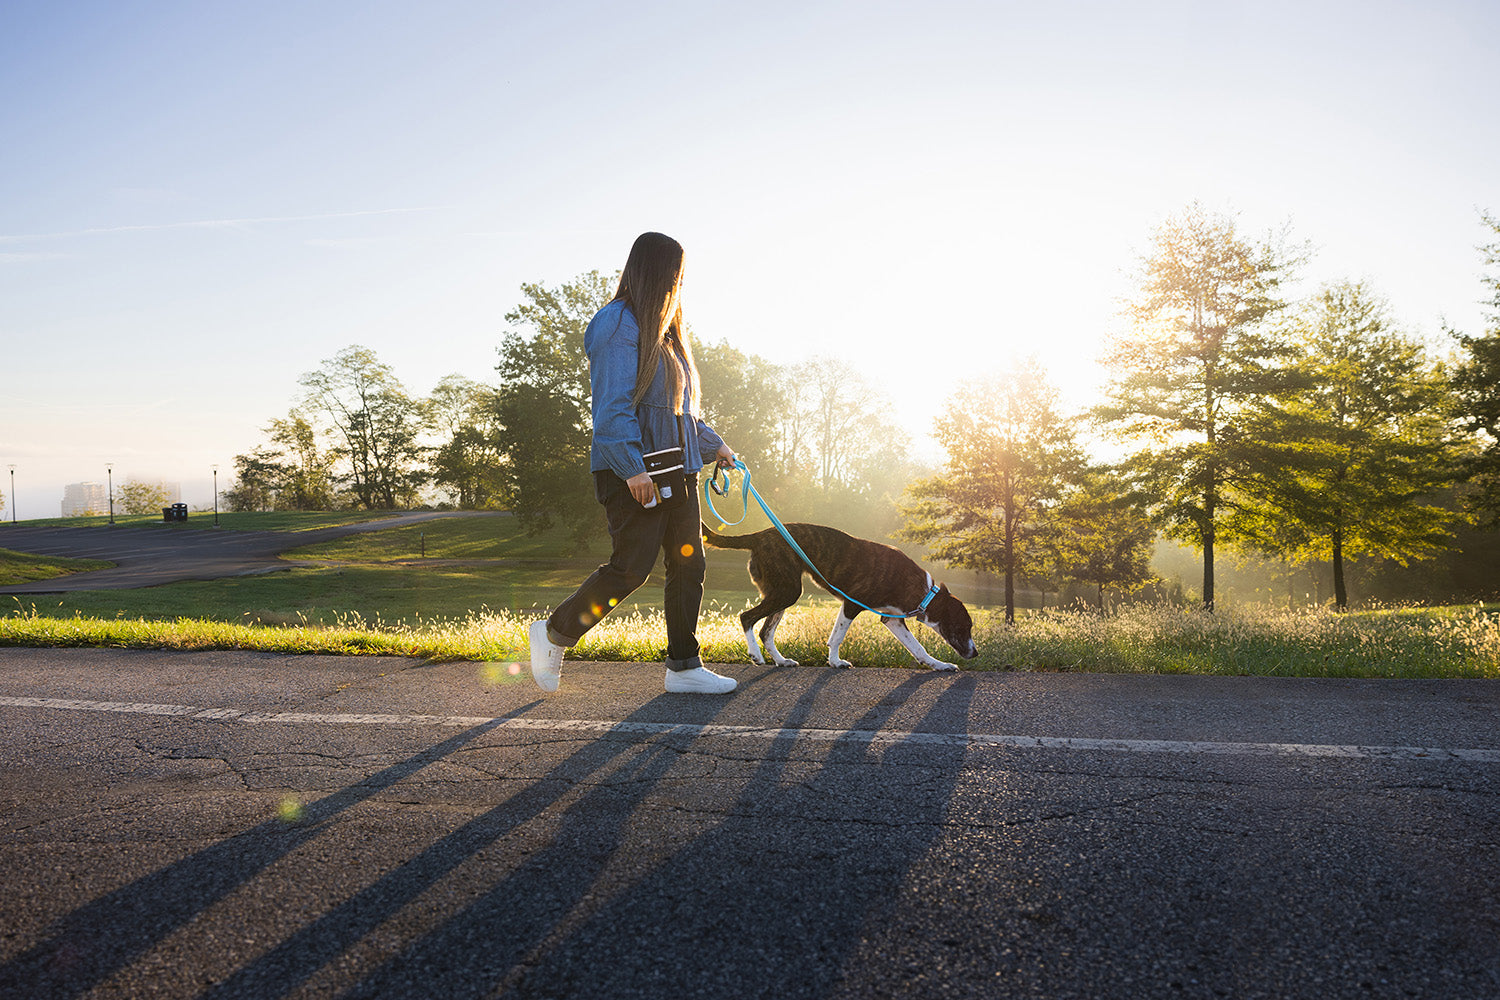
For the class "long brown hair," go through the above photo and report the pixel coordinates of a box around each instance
[615,231,699,414]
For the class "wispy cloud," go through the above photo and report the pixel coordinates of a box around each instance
[0,207,440,244]
[0,251,69,263]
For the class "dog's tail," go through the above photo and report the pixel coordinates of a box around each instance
[701,523,755,550]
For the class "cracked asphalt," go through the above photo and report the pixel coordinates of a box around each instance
[0,647,1497,999]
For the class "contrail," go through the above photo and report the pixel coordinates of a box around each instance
[0,206,440,243]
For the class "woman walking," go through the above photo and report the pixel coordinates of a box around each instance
[528,232,738,695]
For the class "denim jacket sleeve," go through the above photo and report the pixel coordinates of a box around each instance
[585,302,648,481]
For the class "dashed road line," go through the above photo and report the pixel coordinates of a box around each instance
[2,695,1497,763]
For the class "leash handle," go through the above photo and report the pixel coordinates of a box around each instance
[701,458,937,620]
[703,458,753,527]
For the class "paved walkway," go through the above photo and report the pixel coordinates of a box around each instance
[0,512,506,593]
[0,649,1497,999]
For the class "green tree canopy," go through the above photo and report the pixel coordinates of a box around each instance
[493,271,613,548]
[1045,469,1156,610]
[1098,202,1305,610]
[693,338,788,477]
[901,358,1083,624]
[299,346,427,510]
[427,374,503,510]
[118,478,173,516]
[1233,281,1462,607]
[225,411,339,512]
[1450,210,1500,527]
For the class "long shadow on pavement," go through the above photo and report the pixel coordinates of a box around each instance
[195,675,770,1000]
[339,671,977,1000]
[0,703,540,999]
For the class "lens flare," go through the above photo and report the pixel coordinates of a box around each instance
[277,796,305,824]
[479,662,522,685]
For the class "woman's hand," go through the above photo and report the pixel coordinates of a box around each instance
[626,472,656,507]
[715,442,736,469]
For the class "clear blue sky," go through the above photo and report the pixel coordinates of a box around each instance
[2,0,1496,517]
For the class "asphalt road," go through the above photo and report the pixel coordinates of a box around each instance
[0,512,505,593]
[0,647,1496,999]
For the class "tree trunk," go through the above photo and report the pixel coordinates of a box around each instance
[1332,525,1347,610]
[1003,515,1016,626]
[1003,559,1016,627]
[1203,384,1218,612]
[1202,524,1215,612]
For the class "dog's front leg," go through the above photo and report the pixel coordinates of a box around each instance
[760,611,799,666]
[826,608,859,668]
[882,617,958,671]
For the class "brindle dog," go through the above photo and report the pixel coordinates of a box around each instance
[702,521,979,670]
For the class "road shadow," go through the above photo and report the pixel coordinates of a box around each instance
[191,674,772,1000]
[338,671,977,1000]
[0,701,540,999]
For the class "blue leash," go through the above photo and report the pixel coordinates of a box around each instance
[704,459,940,620]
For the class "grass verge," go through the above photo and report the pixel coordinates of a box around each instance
[0,548,114,586]
[2,600,1495,678]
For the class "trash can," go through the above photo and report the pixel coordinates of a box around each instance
[163,507,175,522]
[168,503,188,523]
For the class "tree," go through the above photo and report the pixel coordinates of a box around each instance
[693,339,789,477]
[1450,210,1500,527]
[118,478,173,516]
[224,448,286,512]
[223,411,338,511]
[299,346,427,510]
[793,357,908,495]
[427,374,503,509]
[900,359,1083,624]
[493,271,614,548]
[1047,469,1156,610]
[267,411,338,510]
[1235,281,1461,608]
[1098,203,1305,610]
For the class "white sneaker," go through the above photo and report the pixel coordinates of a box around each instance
[664,665,737,694]
[528,620,564,693]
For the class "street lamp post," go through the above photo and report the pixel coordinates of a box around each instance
[106,463,115,525]
[212,464,219,526]
[6,465,14,523]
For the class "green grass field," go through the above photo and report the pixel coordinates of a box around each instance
[1,513,1496,678]
[11,510,406,532]
[0,548,114,586]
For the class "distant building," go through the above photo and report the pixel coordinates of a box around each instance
[61,481,107,517]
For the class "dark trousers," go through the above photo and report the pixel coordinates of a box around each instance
[547,471,706,665]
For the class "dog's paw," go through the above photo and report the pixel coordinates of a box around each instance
[772,656,800,667]
[927,661,959,672]
[828,657,853,669]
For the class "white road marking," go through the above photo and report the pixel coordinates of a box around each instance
[2,695,1497,763]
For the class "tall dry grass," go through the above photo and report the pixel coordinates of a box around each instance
[4,599,1495,678]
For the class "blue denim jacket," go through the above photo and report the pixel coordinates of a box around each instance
[586,300,726,481]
